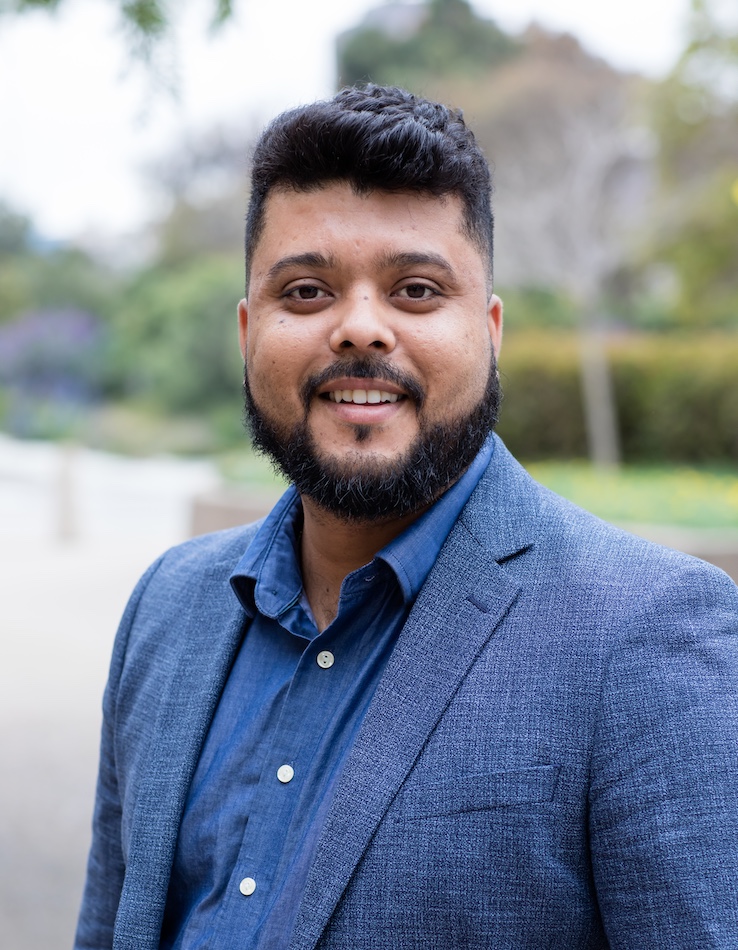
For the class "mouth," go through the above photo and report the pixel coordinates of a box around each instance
[325,388,402,405]
[303,359,424,413]
[316,375,409,409]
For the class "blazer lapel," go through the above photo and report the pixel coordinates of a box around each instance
[291,477,531,949]
[113,557,249,950]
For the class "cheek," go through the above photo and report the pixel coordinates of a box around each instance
[414,328,492,406]
[246,323,321,409]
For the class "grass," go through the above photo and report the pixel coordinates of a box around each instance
[525,461,738,531]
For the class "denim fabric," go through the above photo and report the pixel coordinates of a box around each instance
[75,436,738,950]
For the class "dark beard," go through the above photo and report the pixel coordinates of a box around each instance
[243,354,501,523]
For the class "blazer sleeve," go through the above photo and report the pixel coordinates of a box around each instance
[74,556,164,950]
[588,560,738,948]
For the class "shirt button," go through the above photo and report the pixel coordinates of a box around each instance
[317,650,335,669]
[277,764,294,784]
[239,877,256,896]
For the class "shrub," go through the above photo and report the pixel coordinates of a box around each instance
[496,332,738,463]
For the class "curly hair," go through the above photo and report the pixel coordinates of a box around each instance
[244,84,494,287]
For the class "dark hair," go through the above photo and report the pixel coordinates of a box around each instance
[244,84,494,287]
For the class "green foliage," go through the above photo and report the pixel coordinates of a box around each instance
[337,0,519,89]
[0,203,121,326]
[497,334,587,459]
[497,331,738,463]
[0,202,32,255]
[2,0,236,67]
[496,286,577,330]
[652,170,738,327]
[645,0,738,329]
[1,0,63,10]
[526,461,738,529]
[111,253,244,412]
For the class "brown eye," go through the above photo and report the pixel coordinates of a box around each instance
[286,285,328,300]
[397,283,436,300]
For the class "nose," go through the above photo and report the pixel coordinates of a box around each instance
[328,292,396,354]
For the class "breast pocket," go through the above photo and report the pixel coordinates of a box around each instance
[395,765,560,820]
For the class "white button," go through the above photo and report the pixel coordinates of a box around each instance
[239,877,256,896]
[317,650,335,669]
[277,764,294,784]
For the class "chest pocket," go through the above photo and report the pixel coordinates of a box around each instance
[394,765,560,820]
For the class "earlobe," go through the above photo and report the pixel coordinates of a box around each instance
[488,294,503,357]
[237,299,249,359]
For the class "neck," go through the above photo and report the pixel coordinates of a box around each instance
[299,496,422,633]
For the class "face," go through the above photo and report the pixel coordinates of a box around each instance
[239,182,503,520]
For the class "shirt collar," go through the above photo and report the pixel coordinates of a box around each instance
[230,436,496,615]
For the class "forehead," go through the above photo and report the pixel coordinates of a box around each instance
[251,182,479,275]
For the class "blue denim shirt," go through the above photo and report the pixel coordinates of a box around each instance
[160,437,495,949]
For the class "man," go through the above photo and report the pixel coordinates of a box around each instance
[75,85,738,950]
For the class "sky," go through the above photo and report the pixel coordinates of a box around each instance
[0,0,692,245]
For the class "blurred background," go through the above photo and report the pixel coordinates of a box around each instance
[1,0,737,945]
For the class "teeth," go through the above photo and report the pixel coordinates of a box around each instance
[329,390,400,404]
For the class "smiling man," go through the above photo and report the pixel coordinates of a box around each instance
[75,86,738,950]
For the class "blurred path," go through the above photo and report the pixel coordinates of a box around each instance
[0,436,219,949]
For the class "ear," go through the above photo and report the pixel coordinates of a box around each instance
[237,299,249,360]
[487,294,503,358]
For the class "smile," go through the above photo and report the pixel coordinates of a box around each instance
[326,390,401,404]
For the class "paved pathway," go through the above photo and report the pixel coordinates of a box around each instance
[1,437,218,949]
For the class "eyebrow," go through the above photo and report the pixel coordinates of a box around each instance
[265,252,336,282]
[377,250,457,277]
[264,249,458,283]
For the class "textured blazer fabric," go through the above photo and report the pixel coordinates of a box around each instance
[75,437,738,950]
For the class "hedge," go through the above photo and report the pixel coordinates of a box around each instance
[496,332,738,463]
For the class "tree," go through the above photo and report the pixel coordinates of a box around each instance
[0,0,235,62]
[337,0,519,90]
[141,124,254,266]
[111,254,244,412]
[644,0,738,327]
[469,29,655,466]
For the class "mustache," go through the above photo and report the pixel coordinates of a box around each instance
[300,357,426,409]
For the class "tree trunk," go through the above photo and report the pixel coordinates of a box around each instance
[579,313,621,468]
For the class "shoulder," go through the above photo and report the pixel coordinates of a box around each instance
[111,520,264,654]
[465,436,738,629]
[145,520,264,586]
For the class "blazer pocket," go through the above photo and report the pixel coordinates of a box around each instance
[395,765,560,820]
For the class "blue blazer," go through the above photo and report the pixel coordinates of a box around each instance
[75,438,738,949]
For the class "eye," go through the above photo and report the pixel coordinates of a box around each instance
[284,284,330,301]
[394,283,439,300]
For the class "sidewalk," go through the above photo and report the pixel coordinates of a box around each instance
[0,437,219,949]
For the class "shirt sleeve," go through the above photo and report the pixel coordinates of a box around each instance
[588,560,738,947]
